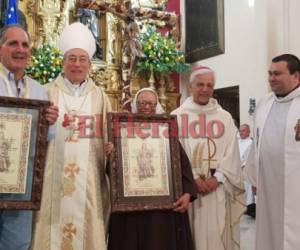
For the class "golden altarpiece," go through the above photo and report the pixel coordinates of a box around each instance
[18,0,181,112]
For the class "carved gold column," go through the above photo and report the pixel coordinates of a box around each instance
[101,9,122,110]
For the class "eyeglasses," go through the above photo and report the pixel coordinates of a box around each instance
[65,55,89,64]
[136,101,157,108]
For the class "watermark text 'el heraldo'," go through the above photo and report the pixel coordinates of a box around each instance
[62,113,225,139]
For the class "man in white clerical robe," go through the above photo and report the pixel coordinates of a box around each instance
[31,23,111,250]
[244,54,300,250]
[172,66,245,250]
[238,124,255,217]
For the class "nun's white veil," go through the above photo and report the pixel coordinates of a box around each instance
[131,88,165,114]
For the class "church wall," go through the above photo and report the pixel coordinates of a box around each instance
[179,0,270,129]
[266,0,300,58]
[287,1,300,57]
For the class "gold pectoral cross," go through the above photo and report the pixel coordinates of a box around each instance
[200,137,217,180]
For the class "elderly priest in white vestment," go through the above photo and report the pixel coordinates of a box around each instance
[31,22,111,250]
[244,54,300,250]
[172,66,245,250]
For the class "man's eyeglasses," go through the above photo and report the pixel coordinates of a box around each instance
[136,101,157,108]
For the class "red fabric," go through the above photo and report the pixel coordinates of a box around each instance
[192,65,211,71]
[166,0,180,14]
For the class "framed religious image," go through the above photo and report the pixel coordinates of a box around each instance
[0,97,50,210]
[107,112,183,212]
[185,0,225,62]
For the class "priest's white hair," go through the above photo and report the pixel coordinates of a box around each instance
[131,88,165,114]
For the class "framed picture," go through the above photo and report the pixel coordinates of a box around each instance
[0,97,50,210]
[107,112,183,212]
[185,0,225,62]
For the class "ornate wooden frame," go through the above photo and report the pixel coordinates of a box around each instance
[0,97,49,210]
[107,112,182,212]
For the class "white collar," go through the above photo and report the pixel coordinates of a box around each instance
[180,96,221,114]
[63,77,87,96]
[273,85,300,103]
[1,63,26,85]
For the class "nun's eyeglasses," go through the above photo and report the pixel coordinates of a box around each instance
[137,101,157,108]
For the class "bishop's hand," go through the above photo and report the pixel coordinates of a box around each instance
[195,177,210,195]
[205,177,219,193]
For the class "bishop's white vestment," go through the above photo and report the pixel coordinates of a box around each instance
[31,74,111,250]
[245,86,300,250]
[172,97,245,250]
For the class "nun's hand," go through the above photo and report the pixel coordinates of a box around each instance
[173,193,190,213]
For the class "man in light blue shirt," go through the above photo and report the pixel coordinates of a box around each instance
[0,24,58,250]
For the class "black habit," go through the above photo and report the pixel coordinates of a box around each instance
[108,144,197,250]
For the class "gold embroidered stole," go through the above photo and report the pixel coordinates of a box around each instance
[51,89,91,250]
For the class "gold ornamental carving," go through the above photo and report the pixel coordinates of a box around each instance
[19,0,180,113]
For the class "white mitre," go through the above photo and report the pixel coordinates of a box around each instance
[57,22,96,58]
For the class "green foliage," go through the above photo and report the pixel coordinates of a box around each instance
[25,44,63,85]
[136,26,189,74]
